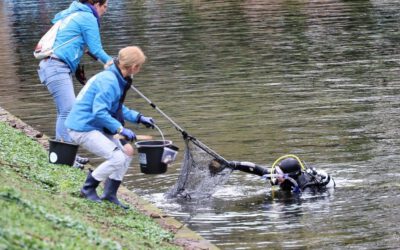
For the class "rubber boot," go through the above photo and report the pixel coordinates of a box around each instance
[80,171,101,202]
[100,178,129,209]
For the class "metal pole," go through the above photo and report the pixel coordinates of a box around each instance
[130,84,229,164]
[130,85,185,133]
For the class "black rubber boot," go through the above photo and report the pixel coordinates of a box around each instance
[101,178,129,209]
[80,171,101,202]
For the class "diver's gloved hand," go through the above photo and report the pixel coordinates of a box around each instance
[228,161,239,168]
[291,185,301,193]
[138,115,155,129]
[119,127,136,142]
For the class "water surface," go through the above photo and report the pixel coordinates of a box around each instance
[1,0,400,249]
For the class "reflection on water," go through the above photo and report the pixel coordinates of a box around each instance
[1,0,400,249]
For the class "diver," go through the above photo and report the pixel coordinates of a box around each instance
[227,154,335,193]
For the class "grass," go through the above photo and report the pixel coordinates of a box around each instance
[0,121,180,250]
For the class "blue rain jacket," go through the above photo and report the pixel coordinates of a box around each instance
[51,1,111,72]
[65,63,140,133]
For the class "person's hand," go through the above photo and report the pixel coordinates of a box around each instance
[139,115,155,129]
[104,59,114,69]
[291,185,301,194]
[75,64,87,85]
[119,127,136,142]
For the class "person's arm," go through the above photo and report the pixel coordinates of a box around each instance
[121,105,140,124]
[122,105,155,128]
[92,78,122,133]
[80,15,112,65]
[229,161,269,176]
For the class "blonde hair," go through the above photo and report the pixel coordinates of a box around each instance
[118,46,146,70]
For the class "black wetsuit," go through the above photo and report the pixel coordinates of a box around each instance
[229,161,335,192]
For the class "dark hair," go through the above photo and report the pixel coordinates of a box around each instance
[79,0,107,5]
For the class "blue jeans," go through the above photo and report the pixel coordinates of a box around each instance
[38,58,74,142]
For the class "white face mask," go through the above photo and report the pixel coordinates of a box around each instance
[275,166,284,175]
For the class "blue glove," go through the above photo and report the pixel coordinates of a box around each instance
[139,115,155,129]
[291,185,301,194]
[120,127,136,142]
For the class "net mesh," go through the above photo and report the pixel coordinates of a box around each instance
[165,137,233,199]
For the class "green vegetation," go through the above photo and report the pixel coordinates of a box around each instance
[0,122,180,250]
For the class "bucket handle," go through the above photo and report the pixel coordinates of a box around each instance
[113,124,167,145]
[153,124,166,145]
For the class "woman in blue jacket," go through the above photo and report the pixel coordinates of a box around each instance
[37,0,112,166]
[65,46,154,208]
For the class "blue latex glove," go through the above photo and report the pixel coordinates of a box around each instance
[291,185,301,194]
[139,115,155,129]
[120,127,136,142]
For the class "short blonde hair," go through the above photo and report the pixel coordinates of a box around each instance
[118,46,146,70]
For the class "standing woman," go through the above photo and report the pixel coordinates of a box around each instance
[37,0,112,166]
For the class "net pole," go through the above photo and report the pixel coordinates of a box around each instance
[190,137,229,164]
[130,85,185,134]
[130,84,230,164]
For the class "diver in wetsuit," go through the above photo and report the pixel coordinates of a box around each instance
[269,156,335,192]
[227,155,335,193]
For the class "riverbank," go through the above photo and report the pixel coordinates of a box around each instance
[0,106,218,250]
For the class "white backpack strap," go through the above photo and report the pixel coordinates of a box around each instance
[33,14,80,60]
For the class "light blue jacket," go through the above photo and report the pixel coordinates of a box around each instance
[52,1,111,72]
[65,63,141,133]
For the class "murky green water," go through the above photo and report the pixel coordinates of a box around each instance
[1,0,400,248]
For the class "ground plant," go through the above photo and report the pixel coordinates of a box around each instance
[0,122,179,250]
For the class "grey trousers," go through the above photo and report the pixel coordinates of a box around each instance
[68,130,133,181]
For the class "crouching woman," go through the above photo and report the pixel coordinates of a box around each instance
[65,46,155,208]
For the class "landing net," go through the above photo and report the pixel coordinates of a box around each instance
[165,137,233,199]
